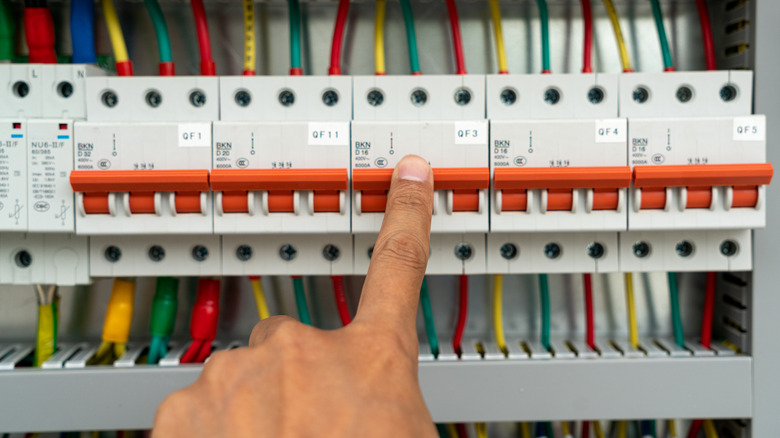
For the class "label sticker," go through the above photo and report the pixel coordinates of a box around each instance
[733,116,765,141]
[308,122,349,146]
[595,119,627,143]
[178,123,211,147]
[454,121,488,145]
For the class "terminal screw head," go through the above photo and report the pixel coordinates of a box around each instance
[587,87,605,104]
[191,245,209,262]
[544,242,562,259]
[675,241,694,258]
[367,89,384,107]
[14,250,32,268]
[454,243,474,261]
[633,241,651,258]
[544,88,561,105]
[279,89,295,106]
[410,89,428,107]
[323,244,341,261]
[500,88,517,105]
[236,245,253,261]
[587,242,605,259]
[57,81,74,99]
[104,245,122,263]
[148,245,166,262]
[101,90,118,108]
[322,89,339,106]
[454,87,472,106]
[145,90,162,108]
[500,243,518,260]
[234,90,251,107]
[189,89,207,107]
[720,240,738,257]
[279,244,297,261]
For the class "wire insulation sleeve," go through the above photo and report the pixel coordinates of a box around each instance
[102,278,136,344]
[101,0,133,75]
[144,0,173,75]
[328,0,350,75]
[580,0,593,72]
[493,275,507,354]
[584,273,595,349]
[292,276,312,325]
[539,273,551,351]
[189,278,220,341]
[71,0,98,63]
[650,0,674,70]
[420,278,439,358]
[668,272,685,348]
[35,303,55,367]
[398,0,420,74]
[0,0,13,61]
[488,0,508,74]
[453,274,469,355]
[625,273,639,348]
[695,0,716,70]
[331,275,351,326]
[603,0,632,72]
[536,0,551,73]
[374,0,385,75]
[242,0,255,75]
[701,272,716,348]
[190,0,216,75]
[444,0,466,74]
[249,276,270,320]
[149,277,179,338]
[287,0,302,74]
[24,7,57,63]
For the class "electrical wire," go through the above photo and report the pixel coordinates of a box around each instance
[190,0,216,75]
[539,273,551,352]
[667,420,678,437]
[701,272,716,348]
[617,421,627,438]
[420,277,440,358]
[331,275,351,326]
[242,0,256,75]
[101,0,133,75]
[687,420,703,438]
[476,423,487,438]
[34,285,57,367]
[398,0,421,74]
[582,421,591,438]
[593,421,606,438]
[456,424,469,438]
[287,0,303,75]
[695,0,716,70]
[0,0,12,62]
[561,421,571,437]
[374,0,386,75]
[583,273,595,349]
[453,274,468,356]
[250,276,270,320]
[90,278,136,365]
[292,276,312,325]
[144,0,174,75]
[535,422,546,437]
[71,0,97,63]
[702,420,718,438]
[436,424,448,438]
[649,0,674,71]
[329,0,350,75]
[24,1,57,64]
[668,272,685,348]
[487,0,508,74]
[602,0,632,72]
[521,423,531,438]
[444,0,467,74]
[535,0,551,73]
[625,273,639,348]
[180,278,220,364]
[447,424,459,438]
[147,277,179,365]
[493,275,507,355]
[580,0,593,73]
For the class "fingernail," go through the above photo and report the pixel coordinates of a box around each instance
[397,155,430,182]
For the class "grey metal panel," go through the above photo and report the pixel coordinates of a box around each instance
[0,357,752,432]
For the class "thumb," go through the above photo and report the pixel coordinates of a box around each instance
[353,155,434,338]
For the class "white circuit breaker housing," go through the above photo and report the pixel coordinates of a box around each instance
[0,120,27,231]
[351,75,488,274]
[71,76,218,235]
[27,119,75,232]
[486,74,623,274]
[215,76,353,276]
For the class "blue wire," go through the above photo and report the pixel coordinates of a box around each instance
[71,0,98,63]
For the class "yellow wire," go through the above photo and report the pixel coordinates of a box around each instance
[703,420,719,438]
[35,303,55,367]
[476,423,487,438]
[593,421,606,438]
[242,0,256,73]
[624,273,639,349]
[101,0,129,63]
[521,423,531,438]
[602,0,632,72]
[488,0,508,73]
[617,421,627,438]
[447,424,459,438]
[374,0,386,75]
[493,274,507,355]
[561,421,571,437]
[251,278,270,320]
[668,420,678,437]
[114,343,126,359]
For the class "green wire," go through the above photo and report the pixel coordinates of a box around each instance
[420,278,440,358]
[398,0,421,74]
[649,0,674,70]
[539,274,551,351]
[288,0,302,70]
[435,424,449,438]
[147,336,165,364]
[668,272,685,348]
[535,0,551,72]
[292,277,311,325]
[144,0,173,63]
[0,0,13,62]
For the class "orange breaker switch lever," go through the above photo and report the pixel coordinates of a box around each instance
[493,166,631,212]
[70,170,210,215]
[632,163,773,210]
[352,167,489,213]
[209,168,348,215]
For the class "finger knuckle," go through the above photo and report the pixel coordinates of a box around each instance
[373,230,429,272]
[387,182,432,216]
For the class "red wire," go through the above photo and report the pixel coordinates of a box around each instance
[328,0,351,75]
[445,0,467,75]
[194,340,213,363]
[456,423,469,438]
[701,272,717,349]
[180,340,203,364]
[331,275,351,326]
[190,0,216,75]
[452,274,468,356]
[695,0,717,71]
[583,273,595,349]
[687,420,703,438]
[24,7,57,64]
[580,0,593,73]
[582,421,591,438]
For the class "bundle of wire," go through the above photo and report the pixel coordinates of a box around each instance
[331,275,351,326]
[535,0,551,73]
[328,0,350,75]
[444,0,466,74]
[649,0,674,71]
[190,0,216,75]
[90,278,136,365]
[71,0,97,64]
[101,0,133,75]
[34,284,58,367]
[144,0,174,75]
[180,278,220,364]
[579,0,593,73]
[539,273,551,351]
[375,0,421,75]
[0,0,13,62]
[287,0,303,75]
[292,276,312,325]
[603,0,632,72]
[488,0,508,74]
[147,277,179,365]
[420,277,439,358]
[249,276,270,320]
[24,0,57,63]
[242,0,256,75]
[452,274,468,356]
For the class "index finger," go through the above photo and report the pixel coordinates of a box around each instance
[353,155,434,335]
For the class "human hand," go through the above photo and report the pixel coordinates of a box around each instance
[153,155,437,438]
